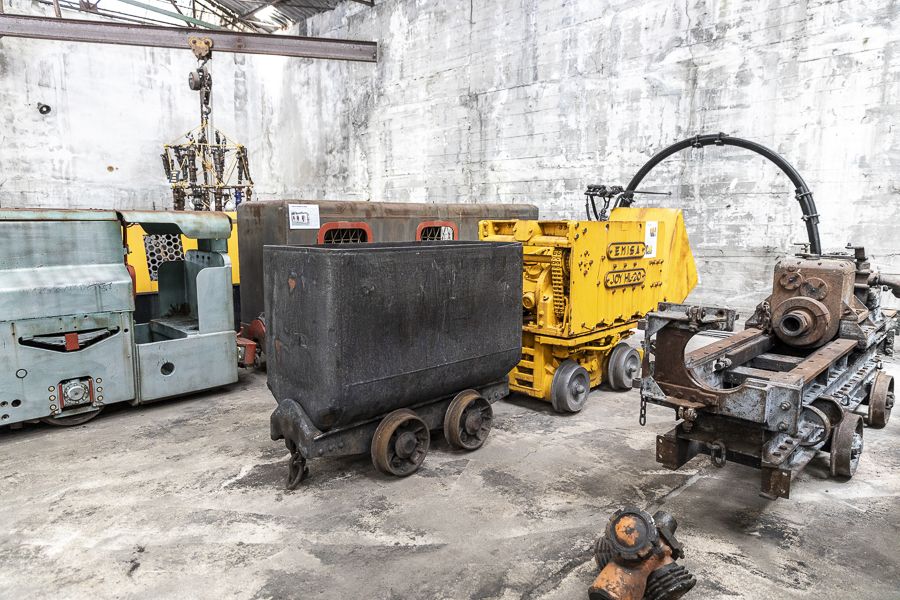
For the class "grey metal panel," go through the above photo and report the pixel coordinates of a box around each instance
[0,15,378,62]
[0,220,124,269]
[135,331,237,402]
[0,315,136,422]
[157,260,186,318]
[0,208,118,221]
[184,250,229,319]
[119,210,233,240]
[197,267,234,334]
[0,264,133,321]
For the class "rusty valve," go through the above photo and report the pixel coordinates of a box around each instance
[589,507,695,600]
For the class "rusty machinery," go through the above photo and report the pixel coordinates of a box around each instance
[161,37,253,211]
[479,208,697,412]
[590,507,696,600]
[632,134,899,498]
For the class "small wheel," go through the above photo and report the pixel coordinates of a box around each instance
[866,371,893,429]
[607,342,641,391]
[371,409,430,476]
[551,359,590,413]
[444,390,493,450]
[41,408,103,427]
[830,413,864,478]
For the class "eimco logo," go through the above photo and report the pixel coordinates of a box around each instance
[605,268,646,288]
[607,242,647,259]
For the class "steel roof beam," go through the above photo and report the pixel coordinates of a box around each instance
[0,14,377,61]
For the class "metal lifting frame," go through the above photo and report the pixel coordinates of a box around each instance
[0,14,377,61]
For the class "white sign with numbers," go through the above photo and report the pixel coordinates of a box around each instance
[288,204,321,230]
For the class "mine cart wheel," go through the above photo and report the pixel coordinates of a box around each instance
[866,371,894,429]
[607,342,642,391]
[551,360,591,413]
[830,413,864,478]
[41,409,103,427]
[371,409,431,477]
[443,390,493,450]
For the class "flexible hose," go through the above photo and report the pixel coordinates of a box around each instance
[616,133,822,254]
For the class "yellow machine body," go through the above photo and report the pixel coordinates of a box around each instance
[479,207,697,402]
[127,211,240,294]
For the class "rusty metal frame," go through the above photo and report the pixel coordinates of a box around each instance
[641,288,894,499]
[0,14,378,61]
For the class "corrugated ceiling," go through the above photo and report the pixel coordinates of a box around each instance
[212,0,360,32]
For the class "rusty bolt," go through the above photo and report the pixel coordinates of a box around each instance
[780,401,791,410]
[778,422,788,431]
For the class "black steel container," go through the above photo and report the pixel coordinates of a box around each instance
[264,241,522,432]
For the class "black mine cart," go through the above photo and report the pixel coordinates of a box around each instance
[266,241,523,487]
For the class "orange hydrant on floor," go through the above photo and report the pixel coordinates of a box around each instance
[590,507,696,600]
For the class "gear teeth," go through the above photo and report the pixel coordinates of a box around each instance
[644,562,696,600]
[551,249,566,321]
[593,536,615,570]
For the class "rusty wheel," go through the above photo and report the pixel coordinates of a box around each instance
[371,409,430,477]
[866,371,893,429]
[830,413,863,478]
[551,359,590,413]
[607,342,641,391]
[41,408,103,427]
[443,390,493,450]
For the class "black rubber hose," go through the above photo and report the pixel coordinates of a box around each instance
[617,133,822,255]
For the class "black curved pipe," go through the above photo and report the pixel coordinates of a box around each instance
[617,133,822,255]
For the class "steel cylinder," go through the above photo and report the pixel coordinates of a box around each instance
[777,309,813,338]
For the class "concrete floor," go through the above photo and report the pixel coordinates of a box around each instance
[2,355,899,599]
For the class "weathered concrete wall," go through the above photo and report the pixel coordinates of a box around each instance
[0,0,293,209]
[289,0,900,308]
[2,0,899,308]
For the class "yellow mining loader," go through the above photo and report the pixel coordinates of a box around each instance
[480,207,697,412]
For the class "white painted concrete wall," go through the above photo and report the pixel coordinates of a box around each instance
[2,0,899,308]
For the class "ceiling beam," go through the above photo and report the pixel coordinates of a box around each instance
[0,14,377,61]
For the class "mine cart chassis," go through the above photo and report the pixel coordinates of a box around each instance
[271,380,508,489]
[641,303,895,499]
